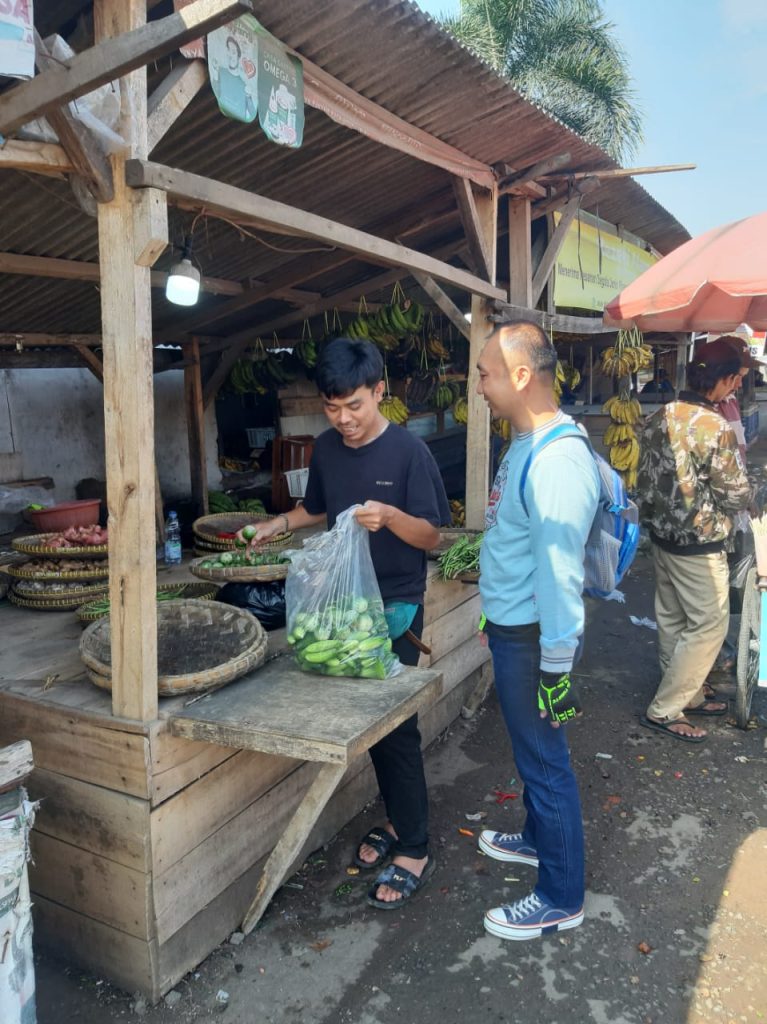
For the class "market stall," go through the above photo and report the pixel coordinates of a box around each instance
[0,0,689,1001]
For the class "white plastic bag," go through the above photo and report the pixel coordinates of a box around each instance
[285,506,400,679]
[0,794,38,1024]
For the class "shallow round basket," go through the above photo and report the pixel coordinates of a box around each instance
[427,528,482,560]
[80,599,268,696]
[10,584,109,612]
[7,561,110,582]
[193,512,268,542]
[76,581,219,624]
[12,533,108,558]
[189,556,289,583]
[0,581,9,602]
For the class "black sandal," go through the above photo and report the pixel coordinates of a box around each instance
[639,715,705,743]
[367,857,436,910]
[354,827,396,870]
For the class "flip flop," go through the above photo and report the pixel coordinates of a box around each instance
[367,856,436,910]
[354,827,396,870]
[683,700,728,717]
[640,715,705,743]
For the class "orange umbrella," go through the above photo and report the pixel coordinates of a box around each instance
[604,210,767,331]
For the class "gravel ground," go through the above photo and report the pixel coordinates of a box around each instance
[33,551,767,1024]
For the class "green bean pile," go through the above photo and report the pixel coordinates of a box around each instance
[437,533,483,580]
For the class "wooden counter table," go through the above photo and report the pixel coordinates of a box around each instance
[168,657,442,932]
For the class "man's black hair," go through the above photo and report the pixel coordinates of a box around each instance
[495,320,558,379]
[315,337,384,398]
[687,357,742,395]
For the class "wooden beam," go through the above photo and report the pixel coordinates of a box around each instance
[125,160,506,301]
[0,0,252,137]
[0,139,74,176]
[0,251,241,297]
[499,152,571,195]
[539,162,696,182]
[0,332,101,347]
[133,188,168,267]
[531,196,581,306]
[147,59,208,154]
[34,31,115,203]
[532,177,602,219]
[465,187,497,531]
[94,0,158,723]
[452,178,494,280]
[491,303,614,335]
[409,270,471,342]
[184,339,208,517]
[508,198,533,308]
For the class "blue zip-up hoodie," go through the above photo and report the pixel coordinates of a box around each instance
[479,411,600,674]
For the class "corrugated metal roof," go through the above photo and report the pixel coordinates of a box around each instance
[0,0,689,342]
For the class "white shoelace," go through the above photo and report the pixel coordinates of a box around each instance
[505,892,544,921]
[497,832,523,843]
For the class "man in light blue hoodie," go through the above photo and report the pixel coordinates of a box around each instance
[476,321,599,941]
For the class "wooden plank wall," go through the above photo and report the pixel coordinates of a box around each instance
[0,567,491,1000]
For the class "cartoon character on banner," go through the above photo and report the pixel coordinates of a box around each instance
[207,16,258,124]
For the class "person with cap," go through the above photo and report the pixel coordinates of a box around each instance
[712,334,760,462]
[636,339,752,742]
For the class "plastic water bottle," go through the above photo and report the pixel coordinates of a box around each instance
[164,511,182,565]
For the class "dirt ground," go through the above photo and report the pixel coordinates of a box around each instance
[32,547,767,1024]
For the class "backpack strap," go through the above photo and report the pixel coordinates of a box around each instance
[518,423,590,517]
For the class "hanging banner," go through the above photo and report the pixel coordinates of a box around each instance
[553,212,657,313]
[207,14,259,124]
[257,30,304,148]
[0,0,34,79]
[173,0,205,60]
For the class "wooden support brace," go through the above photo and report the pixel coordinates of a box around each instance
[241,761,346,935]
[133,188,168,267]
[532,177,601,219]
[73,344,104,381]
[184,339,208,517]
[452,178,494,281]
[490,303,615,335]
[531,196,581,307]
[0,139,73,176]
[147,59,208,153]
[202,338,249,410]
[508,198,533,308]
[409,268,471,342]
[0,1,253,137]
[499,151,571,195]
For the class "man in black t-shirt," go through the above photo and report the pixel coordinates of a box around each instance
[243,338,450,909]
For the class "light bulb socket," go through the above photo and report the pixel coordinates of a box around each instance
[166,237,201,306]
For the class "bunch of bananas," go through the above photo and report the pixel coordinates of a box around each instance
[294,336,317,368]
[407,370,438,407]
[553,361,567,402]
[380,395,409,424]
[491,417,512,440]
[602,394,642,424]
[425,333,451,361]
[452,396,468,425]
[433,380,460,410]
[208,490,237,513]
[600,326,653,378]
[603,423,636,445]
[228,358,268,396]
[219,457,250,472]
[609,435,640,473]
[450,500,465,527]
[347,301,425,352]
[259,352,297,388]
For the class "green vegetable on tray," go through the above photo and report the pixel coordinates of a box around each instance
[85,587,187,615]
[438,533,483,580]
[287,597,397,679]
[199,551,291,570]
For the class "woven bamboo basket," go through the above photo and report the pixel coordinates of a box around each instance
[7,561,110,582]
[10,584,110,612]
[80,599,268,696]
[189,556,289,584]
[192,513,291,551]
[12,533,108,558]
[76,581,219,624]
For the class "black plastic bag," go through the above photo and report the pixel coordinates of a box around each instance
[216,580,286,631]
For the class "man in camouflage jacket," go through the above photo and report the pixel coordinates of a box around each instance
[636,339,752,742]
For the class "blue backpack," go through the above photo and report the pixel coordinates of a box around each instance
[518,423,640,598]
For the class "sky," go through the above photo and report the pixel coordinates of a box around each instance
[414,0,767,238]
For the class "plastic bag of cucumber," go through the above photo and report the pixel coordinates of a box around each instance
[285,506,401,679]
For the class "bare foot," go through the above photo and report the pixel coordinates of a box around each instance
[374,854,428,903]
[357,822,396,866]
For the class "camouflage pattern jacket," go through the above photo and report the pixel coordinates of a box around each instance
[636,392,752,551]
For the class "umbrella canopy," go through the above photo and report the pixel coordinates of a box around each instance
[604,211,767,331]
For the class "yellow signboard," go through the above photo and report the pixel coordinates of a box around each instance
[553,213,657,312]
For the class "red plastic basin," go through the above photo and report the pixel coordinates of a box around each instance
[30,500,101,532]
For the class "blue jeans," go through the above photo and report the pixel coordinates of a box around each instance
[488,624,585,910]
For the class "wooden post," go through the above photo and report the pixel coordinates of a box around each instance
[464,189,498,530]
[508,198,532,307]
[95,0,158,721]
[184,339,209,517]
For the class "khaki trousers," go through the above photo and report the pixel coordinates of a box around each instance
[648,545,730,722]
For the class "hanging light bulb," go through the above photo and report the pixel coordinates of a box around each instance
[165,237,200,306]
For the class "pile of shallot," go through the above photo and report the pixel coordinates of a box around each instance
[47,524,108,548]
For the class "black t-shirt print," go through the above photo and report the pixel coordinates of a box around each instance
[302,423,451,604]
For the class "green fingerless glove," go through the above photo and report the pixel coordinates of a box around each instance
[537,671,581,723]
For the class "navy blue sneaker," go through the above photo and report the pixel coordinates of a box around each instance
[484,892,584,940]
[478,831,539,867]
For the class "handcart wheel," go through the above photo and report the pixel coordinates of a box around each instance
[735,567,760,729]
